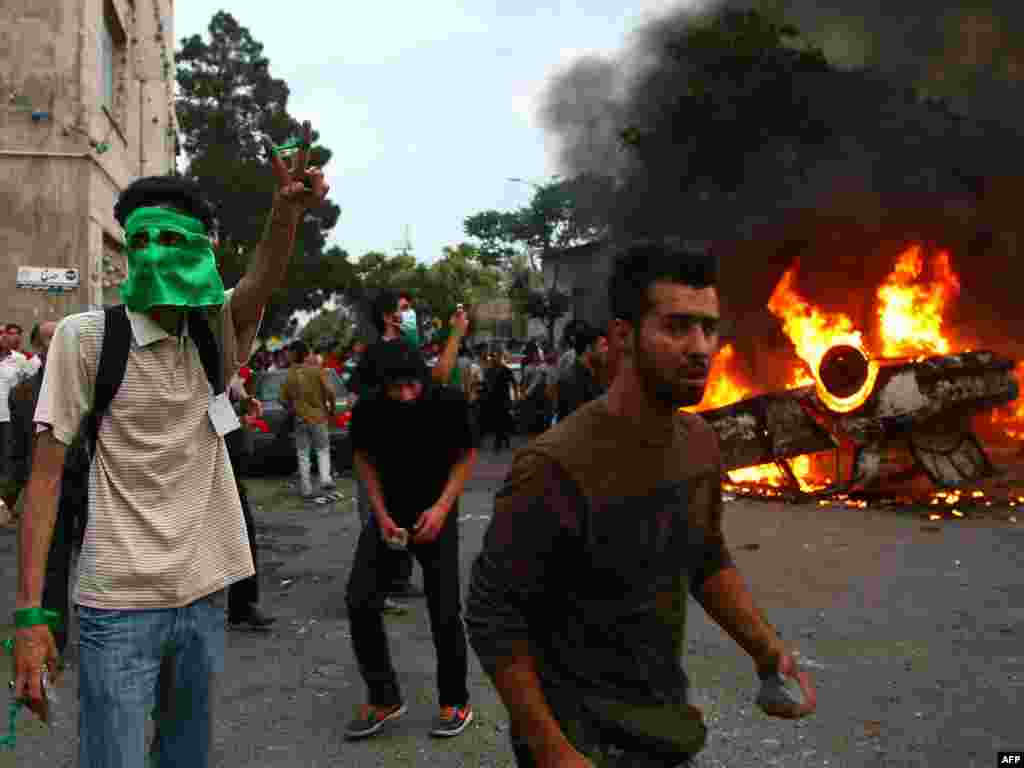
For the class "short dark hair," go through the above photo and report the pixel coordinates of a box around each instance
[114,176,217,234]
[371,289,400,333]
[398,290,414,304]
[573,325,606,356]
[5,323,23,334]
[290,340,309,359]
[608,239,718,325]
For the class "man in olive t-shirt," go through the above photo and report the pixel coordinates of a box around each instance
[466,240,817,767]
[280,339,336,498]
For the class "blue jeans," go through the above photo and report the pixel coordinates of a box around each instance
[77,591,226,768]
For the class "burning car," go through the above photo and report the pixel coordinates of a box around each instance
[688,245,1022,500]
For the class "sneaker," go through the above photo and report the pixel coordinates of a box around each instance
[228,606,277,632]
[345,702,407,740]
[320,480,337,491]
[431,705,474,737]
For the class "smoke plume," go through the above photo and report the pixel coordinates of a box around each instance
[539,2,1024,363]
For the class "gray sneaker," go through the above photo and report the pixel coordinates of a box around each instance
[345,702,407,740]
[320,480,337,491]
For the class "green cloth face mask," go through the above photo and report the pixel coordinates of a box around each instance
[119,207,225,313]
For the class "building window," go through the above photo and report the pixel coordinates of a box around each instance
[101,2,128,115]
[100,16,115,108]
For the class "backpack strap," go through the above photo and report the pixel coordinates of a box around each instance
[187,309,224,395]
[83,305,133,456]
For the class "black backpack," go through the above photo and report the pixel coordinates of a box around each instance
[61,305,237,545]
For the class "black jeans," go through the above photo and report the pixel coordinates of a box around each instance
[227,477,260,618]
[345,506,469,709]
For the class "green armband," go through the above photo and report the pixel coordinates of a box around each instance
[13,608,61,630]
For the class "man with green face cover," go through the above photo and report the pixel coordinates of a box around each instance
[119,206,228,313]
[12,122,331,768]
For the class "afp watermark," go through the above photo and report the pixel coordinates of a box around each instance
[999,752,1024,765]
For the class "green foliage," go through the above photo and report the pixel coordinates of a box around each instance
[464,174,612,346]
[349,245,503,332]
[300,307,354,351]
[461,211,520,269]
[175,11,346,336]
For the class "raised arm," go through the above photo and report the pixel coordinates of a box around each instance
[430,309,469,386]
[231,121,330,337]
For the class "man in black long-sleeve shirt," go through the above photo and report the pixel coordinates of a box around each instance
[466,240,817,767]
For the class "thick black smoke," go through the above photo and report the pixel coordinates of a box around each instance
[539,3,1024,368]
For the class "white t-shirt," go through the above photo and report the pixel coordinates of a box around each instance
[0,351,34,422]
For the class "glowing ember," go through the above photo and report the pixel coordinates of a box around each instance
[989,361,1024,439]
[876,246,961,357]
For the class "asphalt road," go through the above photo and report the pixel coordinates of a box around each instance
[1,436,1023,767]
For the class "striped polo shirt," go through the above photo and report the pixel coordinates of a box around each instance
[34,291,258,610]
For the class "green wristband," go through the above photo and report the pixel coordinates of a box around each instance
[13,608,60,629]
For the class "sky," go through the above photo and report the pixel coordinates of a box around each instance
[173,1,701,266]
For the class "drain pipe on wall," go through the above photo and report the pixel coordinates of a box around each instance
[0,150,91,159]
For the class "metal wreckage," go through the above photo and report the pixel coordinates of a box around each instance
[699,342,1020,497]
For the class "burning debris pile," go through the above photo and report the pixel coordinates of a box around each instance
[688,245,1023,510]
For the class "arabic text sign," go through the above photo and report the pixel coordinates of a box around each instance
[16,266,80,293]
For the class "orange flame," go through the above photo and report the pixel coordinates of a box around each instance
[767,266,864,379]
[877,246,961,357]
[990,361,1024,439]
[691,343,752,410]
[684,345,789,486]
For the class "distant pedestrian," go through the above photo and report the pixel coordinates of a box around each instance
[518,344,552,437]
[0,331,34,501]
[482,352,518,452]
[344,340,478,740]
[280,339,337,499]
[556,325,609,422]
[467,239,816,767]
[6,322,57,520]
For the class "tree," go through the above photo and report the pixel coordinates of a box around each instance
[300,306,354,351]
[464,173,613,348]
[345,245,504,340]
[412,244,503,326]
[175,11,349,336]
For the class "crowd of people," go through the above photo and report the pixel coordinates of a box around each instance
[6,124,815,768]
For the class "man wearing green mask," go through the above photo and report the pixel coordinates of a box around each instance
[12,123,329,767]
